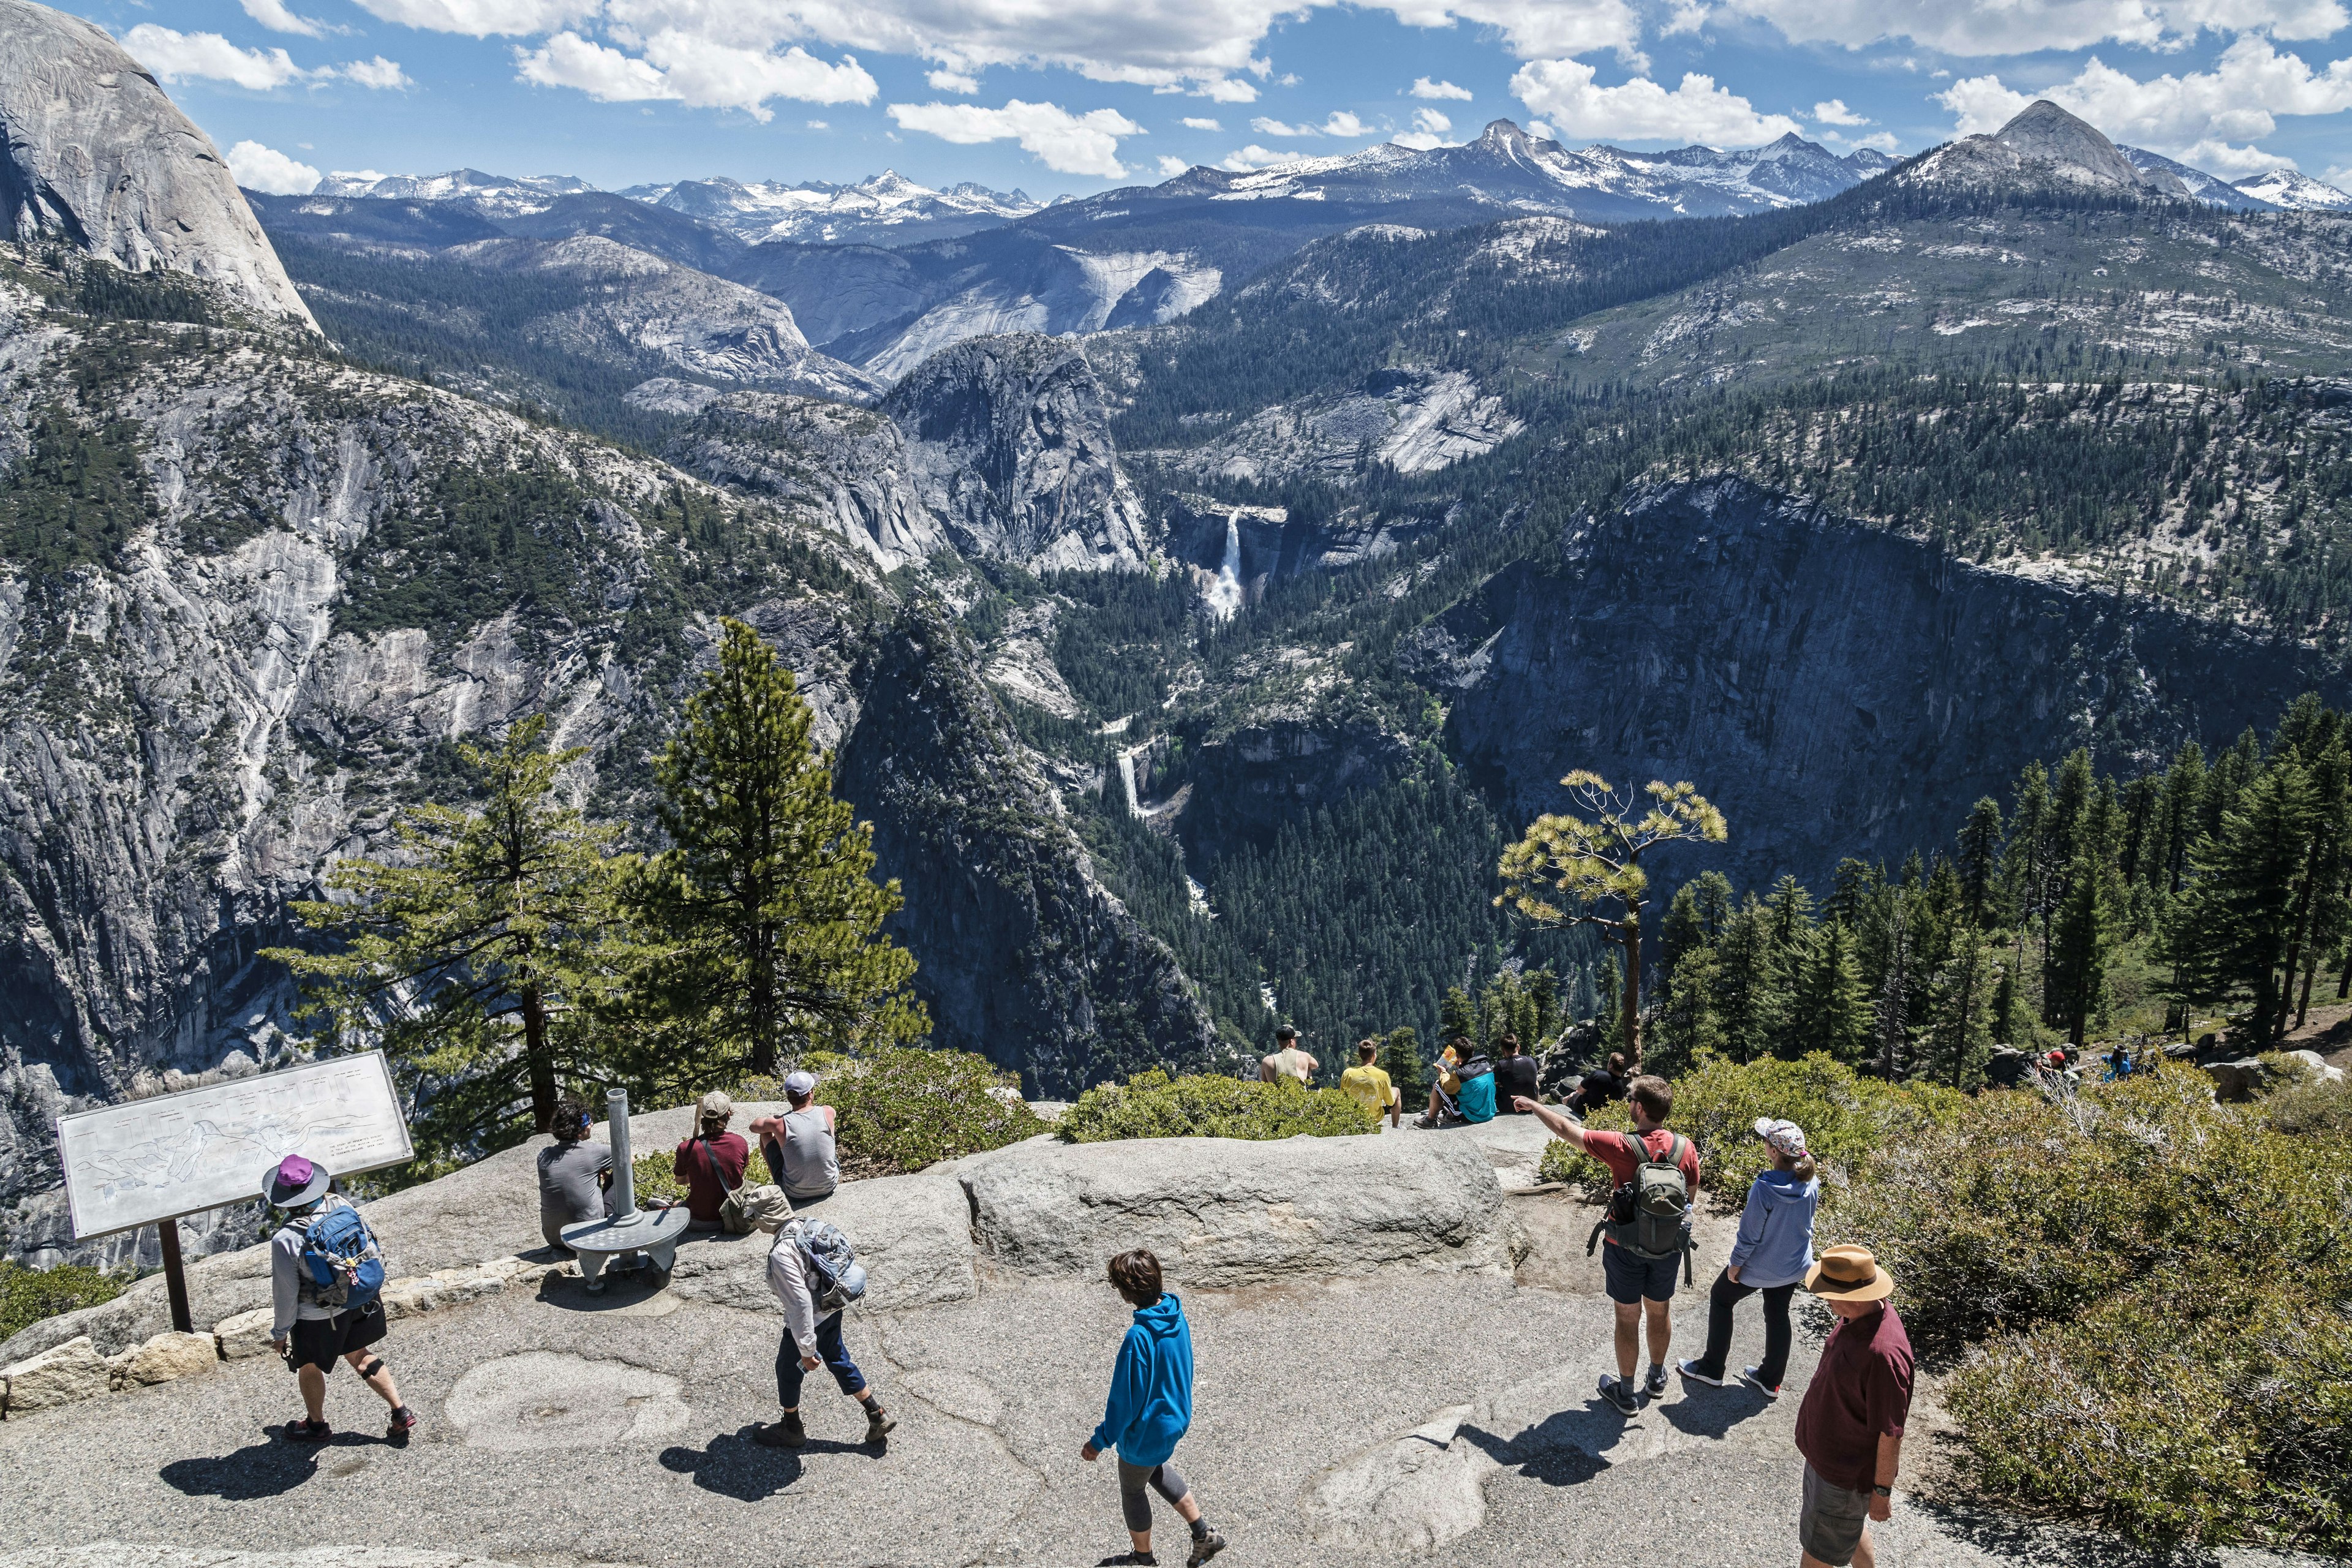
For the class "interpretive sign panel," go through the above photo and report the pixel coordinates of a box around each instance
[56,1052,412,1240]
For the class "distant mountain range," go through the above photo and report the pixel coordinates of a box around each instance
[617,170,1044,246]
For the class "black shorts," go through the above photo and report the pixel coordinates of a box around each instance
[285,1306,387,1373]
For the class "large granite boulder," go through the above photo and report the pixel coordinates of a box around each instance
[662,1171,978,1312]
[0,0,315,325]
[960,1133,1528,1285]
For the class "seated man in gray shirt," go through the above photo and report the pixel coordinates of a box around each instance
[537,1093,614,1253]
[750,1069,839,1210]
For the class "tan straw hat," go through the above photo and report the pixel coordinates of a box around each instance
[1805,1243,1895,1302]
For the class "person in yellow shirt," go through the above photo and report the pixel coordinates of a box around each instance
[1338,1039,1401,1127]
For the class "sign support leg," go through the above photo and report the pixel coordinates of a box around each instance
[158,1218,193,1335]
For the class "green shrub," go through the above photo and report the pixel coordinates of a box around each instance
[817,1046,1044,1175]
[1838,1062,2352,1551]
[2264,1072,2352,1136]
[1835,1064,2346,1354]
[1532,1052,1962,1208]
[1059,1069,1377,1142]
[1945,1272,2352,1551]
[0,1259,128,1343]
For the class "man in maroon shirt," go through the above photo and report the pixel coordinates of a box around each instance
[1792,1245,1913,1568]
[673,1090,750,1232]
[1520,1074,1702,1414]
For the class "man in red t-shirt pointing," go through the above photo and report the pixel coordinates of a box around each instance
[1520,1076,1702,1414]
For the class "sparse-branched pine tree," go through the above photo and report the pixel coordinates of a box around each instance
[265,715,631,1163]
[1762,875,1815,1059]
[1711,895,1783,1063]
[624,618,927,1086]
[2044,845,2116,1047]
[1498,773,1727,1066]
[1956,797,2005,929]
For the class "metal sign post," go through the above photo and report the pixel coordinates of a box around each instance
[53,1052,414,1325]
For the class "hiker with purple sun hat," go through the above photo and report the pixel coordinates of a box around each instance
[265,1153,416,1444]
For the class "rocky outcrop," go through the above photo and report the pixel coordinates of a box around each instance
[882,335,1156,571]
[837,614,1231,1096]
[1155,368,1521,485]
[0,1,315,327]
[657,391,950,569]
[443,235,882,404]
[1903,100,2187,200]
[1438,479,2350,891]
[959,1133,1528,1284]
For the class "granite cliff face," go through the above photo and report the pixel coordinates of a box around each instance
[0,1,314,328]
[0,255,1211,1264]
[1429,480,2349,892]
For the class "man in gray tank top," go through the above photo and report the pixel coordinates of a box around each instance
[752,1069,839,1208]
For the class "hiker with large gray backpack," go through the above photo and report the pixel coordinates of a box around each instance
[1513,1075,1703,1415]
[755,1211,895,1450]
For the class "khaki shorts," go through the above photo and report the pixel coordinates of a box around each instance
[1800,1463,1871,1565]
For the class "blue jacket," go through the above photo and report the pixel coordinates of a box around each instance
[1726,1168,1820,1289]
[1091,1292,1194,1466]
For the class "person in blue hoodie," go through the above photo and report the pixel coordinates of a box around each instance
[1082,1250,1227,1567]
[1678,1117,1821,1398]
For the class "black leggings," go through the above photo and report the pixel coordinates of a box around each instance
[1118,1458,1190,1533]
[1692,1268,1798,1389]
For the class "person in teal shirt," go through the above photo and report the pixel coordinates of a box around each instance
[1453,1049,1498,1123]
[1082,1250,1227,1566]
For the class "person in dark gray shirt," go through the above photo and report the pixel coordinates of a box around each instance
[537,1093,613,1253]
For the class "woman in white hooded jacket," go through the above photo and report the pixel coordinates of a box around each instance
[1677,1118,1820,1398]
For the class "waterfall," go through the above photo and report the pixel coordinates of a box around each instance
[1203,510,1244,621]
[1117,748,1144,816]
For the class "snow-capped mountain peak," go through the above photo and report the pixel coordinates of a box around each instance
[313,168,595,217]
[2232,167,2352,212]
[619,170,1044,246]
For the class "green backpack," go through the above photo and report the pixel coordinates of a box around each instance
[1586,1131,1697,1283]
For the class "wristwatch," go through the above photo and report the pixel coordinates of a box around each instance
[1871,1485,1893,1498]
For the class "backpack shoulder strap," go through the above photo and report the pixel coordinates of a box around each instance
[697,1138,739,1196]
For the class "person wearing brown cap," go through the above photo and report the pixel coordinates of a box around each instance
[1791,1245,1912,1568]
[673,1090,749,1232]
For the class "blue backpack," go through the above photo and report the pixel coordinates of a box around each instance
[298,1204,386,1312]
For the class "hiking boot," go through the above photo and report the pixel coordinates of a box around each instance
[864,1404,897,1444]
[1676,1359,1725,1387]
[755,1412,807,1449]
[1643,1364,1669,1400]
[1186,1528,1227,1567]
[285,1418,331,1444]
[1597,1374,1639,1416]
[1738,1366,1781,1400]
[1094,1555,1155,1567]
[386,1406,418,1443]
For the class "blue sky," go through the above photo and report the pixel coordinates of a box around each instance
[61,1,2352,198]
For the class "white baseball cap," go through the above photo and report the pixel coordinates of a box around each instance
[783,1070,818,1097]
[1754,1117,1809,1158]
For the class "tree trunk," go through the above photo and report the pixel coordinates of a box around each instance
[522,984,557,1134]
[2297,949,2318,1030]
[1623,907,1644,1068]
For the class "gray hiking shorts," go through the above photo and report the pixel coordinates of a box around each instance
[1799,1463,1871,1566]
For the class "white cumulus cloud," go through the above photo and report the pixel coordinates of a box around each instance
[1251,116,1319,137]
[518,30,876,119]
[1512,58,1803,145]
[1157,153,1191,174]
[355,2,1643,100]
[1812,98,1868,126]
[1720,0,2347,57]
[928,68,980,92]
[356,0,594,34]
[241,0,327,37]
[1182,115,1223,129]
[1324,110,1370,135]
[888,99,1145,176]
[339,56,417,89]
[123,26,312,91]
[227,139,322,194]
[1935,37,2352,173]
[1221,143,1316,170]
[1412,77,1473,100]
